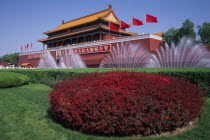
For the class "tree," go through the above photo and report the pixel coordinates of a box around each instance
[0,53,19,64]
[179,19,196,40]
[198,22,210,46]
[163,19,196,45]
[163,28,180,45]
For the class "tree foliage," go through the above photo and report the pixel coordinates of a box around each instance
[164,19,196,45]
[198,22,210,46]
[163,28,180,45]
[179,19,196,39]
[0,53,19,64]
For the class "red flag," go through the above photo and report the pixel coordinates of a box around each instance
[109,22,119,31]
[146,14,158,23]
[132,17,144,26]
[120,20,130,28]
[30,42,33,49]
[26,43,29,49]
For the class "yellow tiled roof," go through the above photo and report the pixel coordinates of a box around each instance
[44,6,118,34]
[38,25,137,42]
[152,32,164,37]
[20,63,31,66]
[39,26,100,42]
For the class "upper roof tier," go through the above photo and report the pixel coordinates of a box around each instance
[43,5,120,35]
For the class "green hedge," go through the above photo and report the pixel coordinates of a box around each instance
[0,69,77,87]
[0,72,29,88]
[1,68,210,97]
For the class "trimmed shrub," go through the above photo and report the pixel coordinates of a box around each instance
[49,71,205,136]
[0,69,76,87]
[2,68,210,96]
[0,72,29,88]
[158,71,210,97]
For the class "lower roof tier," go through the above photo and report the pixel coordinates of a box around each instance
[38,25,137,43]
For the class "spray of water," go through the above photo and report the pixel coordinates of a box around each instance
[60,48,86,68]
[38,51,58,68]
[38,38,210,68]
[38,48,86,68]
[99,42,150,68]
[145,38,210,68]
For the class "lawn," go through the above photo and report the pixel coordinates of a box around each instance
[0,84,210,140]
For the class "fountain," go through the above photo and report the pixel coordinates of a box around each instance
[59,48,86,68]
[38,49,86,68]
[38,38,210,69]
[99,38,210,68]
[38,51,58,68]
[145,38,210,68]
[99,42,150,68]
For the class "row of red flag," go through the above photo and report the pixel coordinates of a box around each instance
[19,14,157,52]
[109,14,158,31]
[21,43,33,52]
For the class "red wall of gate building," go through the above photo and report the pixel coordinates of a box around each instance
[18,35,163,68]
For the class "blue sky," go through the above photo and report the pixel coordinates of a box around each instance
[0,0,210,57]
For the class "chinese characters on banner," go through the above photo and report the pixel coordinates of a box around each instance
[73,45,111,54]
[28,53,42,59]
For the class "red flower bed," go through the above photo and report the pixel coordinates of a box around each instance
[49,71,205,136]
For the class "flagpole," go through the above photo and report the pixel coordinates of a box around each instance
[109,28,110,40]
[120,30,121,38]
[145,14,146,23]
[109,23,111,40]
[131,17,133,26]
[31,42,33,52]
[119,20,121,38]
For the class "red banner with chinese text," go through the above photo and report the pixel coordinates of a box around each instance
[28,53,42,59]
[73,45,111,54]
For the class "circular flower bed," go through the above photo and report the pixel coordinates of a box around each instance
[49,71,204,136]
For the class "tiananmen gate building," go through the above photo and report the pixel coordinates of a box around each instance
[18,5,163,68]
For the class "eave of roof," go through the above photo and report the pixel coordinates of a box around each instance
[152,32,164,37]
[43,5,123,35]
[38,25,137,42]
[39,26,100,42]
[44,7,111,34]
